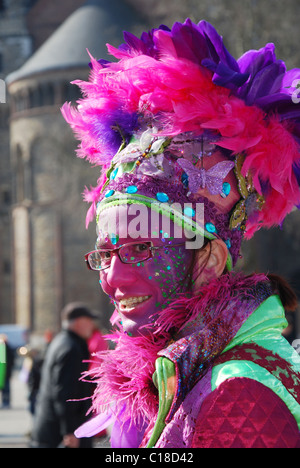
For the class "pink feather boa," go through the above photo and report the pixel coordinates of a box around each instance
[85,272,269,428]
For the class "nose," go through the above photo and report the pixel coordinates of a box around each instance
[105,253,138,289]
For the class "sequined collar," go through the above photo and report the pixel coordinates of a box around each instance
[156,274,273,421]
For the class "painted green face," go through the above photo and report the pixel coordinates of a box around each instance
[96,204,194,336]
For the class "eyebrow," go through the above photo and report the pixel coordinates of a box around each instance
[96,238,126,249]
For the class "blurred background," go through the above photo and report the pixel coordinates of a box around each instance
[0,0,299,347]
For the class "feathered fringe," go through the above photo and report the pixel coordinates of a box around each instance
[84,272,269,428]
[154,271,268,338]
[61,19,300,235]
[62,51,300,237]
[85,328,163,428]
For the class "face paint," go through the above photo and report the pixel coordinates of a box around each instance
[96,204,193,336]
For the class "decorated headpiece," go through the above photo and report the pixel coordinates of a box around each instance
[62,19,300,268]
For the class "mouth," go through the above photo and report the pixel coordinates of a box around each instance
[118,295,152,311]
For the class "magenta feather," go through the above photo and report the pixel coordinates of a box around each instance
[61,19,300,234]
[83,272,269,430]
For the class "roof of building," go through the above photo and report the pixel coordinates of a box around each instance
[7,0,145,84]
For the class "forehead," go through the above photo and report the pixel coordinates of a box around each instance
[96,203,185,244]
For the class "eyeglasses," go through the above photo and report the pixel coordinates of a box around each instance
[84,241,185,271]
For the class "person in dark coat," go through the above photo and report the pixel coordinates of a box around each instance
[31,303,96,448]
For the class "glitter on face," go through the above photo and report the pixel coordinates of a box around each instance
[96,205,193,336]
[111,234,119,245]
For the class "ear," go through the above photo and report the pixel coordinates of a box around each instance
[192,239,228,292]
[206,239,228,277]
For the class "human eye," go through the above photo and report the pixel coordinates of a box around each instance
[120,243,149,263]
[99,250,112,262]
[87,250,110,270]
[89,250,111,269]
[134,243,149,253]
[100,250,111,258]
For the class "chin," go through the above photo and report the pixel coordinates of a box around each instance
[120,316,152,337]
[121,320,142,337]
[118,296,159,336]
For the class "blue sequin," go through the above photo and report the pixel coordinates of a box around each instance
[184,207,195,217]
[221,182,231,198]
[205,222,217,233]
[110,167,119,180]
[225,239,231,249]
[156,192,169,202]
[110,234,119,245]
[105,189,115,198]
[126,185,138,194]
[181,172,189,188]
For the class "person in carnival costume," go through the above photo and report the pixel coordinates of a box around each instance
[62,19,300,448]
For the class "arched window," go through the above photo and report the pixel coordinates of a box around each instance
[29,86,42,108]
[41,82,55,106]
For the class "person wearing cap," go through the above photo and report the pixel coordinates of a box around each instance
[31,303,96,448]
[62,19,300,448]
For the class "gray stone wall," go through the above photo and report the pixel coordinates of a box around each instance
[0,0,33,324]
[9,74,113,331]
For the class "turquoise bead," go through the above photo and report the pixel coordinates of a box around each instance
[156,192,169,202]
[110,167,119,180]
[126,185,138,194]
[225,239,231,249]
[205,222,217,233]
[183,207,196,217]
[105,189,115,198]
[111,234,119,245]
[221,182,231,198]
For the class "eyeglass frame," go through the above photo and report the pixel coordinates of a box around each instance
[84,241,186,271]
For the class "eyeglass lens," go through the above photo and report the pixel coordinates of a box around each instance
[89,243,151,270]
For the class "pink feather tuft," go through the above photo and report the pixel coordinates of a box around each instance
[154,271,268,338]
[86,328,162,427]
[82,171,108,228]
[242,118,300,235]
[84,272,269,429]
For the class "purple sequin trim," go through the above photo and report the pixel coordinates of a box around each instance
[158,279,273,421]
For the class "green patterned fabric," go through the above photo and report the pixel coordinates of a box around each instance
[212,295,300,429]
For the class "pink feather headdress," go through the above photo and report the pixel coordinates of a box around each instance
[62,19,300,255]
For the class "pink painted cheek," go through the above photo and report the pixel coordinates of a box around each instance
[97,243,192,317]
[98,260,161,306]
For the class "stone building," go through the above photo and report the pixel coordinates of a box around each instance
[5,0,145,332]
[0,0,34,324]
[1,0,300,336]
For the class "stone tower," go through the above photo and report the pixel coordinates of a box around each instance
[0,0,34,324]
[6,0,145,332]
